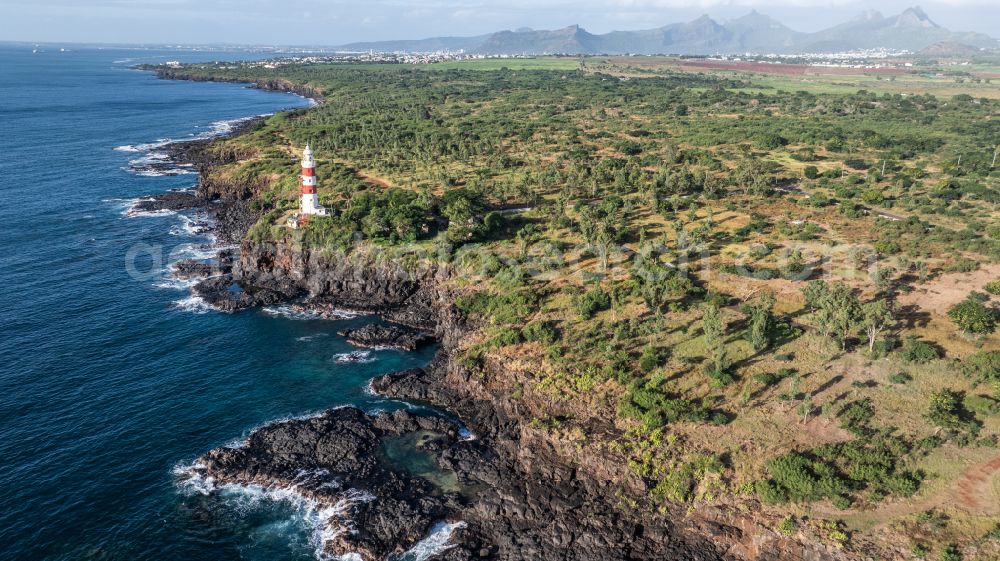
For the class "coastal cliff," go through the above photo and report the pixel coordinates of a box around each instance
[146,67,325,104]
[183,228,849,561]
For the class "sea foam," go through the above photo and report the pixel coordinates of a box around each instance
[262,305,361,321]
[173,459,376,561]
[332,351,375,364]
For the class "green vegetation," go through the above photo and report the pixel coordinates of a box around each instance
[162,56,1000,559]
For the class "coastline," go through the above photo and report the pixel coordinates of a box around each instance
[138,70,851,561]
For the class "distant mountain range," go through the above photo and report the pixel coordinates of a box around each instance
[338,6,997,56]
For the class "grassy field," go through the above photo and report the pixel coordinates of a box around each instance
[423,57,583,71]
[585,55,1000,99]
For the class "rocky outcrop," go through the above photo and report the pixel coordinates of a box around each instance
[129,191,202,213]
[192,275,301,312]
[188,386,726,561]
[226,241,448,331]
[186,407,466,561]
[338,324,433,351]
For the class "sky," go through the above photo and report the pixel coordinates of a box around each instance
[0,0,998,46]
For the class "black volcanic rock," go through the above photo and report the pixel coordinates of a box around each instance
[193,274,302,312]
[186,407,463,561]
[130,191,201,213]
[172,259,226,279]
[338,324,433,351]
[185,393,727,561]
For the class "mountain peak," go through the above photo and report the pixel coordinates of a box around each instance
[731,9,788,28]
[896,6,938,28]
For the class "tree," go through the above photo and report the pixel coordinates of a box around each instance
[742,292,776,351]
[802,281,861,348]
[515,225,537,261]
[703,302,732,386]
[859,299,895,353]
[733,157,770,197]
[594,229,615,271]
[926,389,979,435]
[441,188,484,242]
[828,283,862,349]
[948,296,996,334]
[802,280,829,310]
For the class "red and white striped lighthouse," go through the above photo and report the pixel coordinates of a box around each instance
[299,144,327,216]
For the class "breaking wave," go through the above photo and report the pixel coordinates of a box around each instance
[173,460,375,560]
[107,196,178,218]
[172,294,214,314]
[173,456,465,561]
[396,521,468,561]
[332,351,375,364]
[169,213,213,237]
[296,334,330,342]
[262,305,361,321]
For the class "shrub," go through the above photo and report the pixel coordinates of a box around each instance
[804,165,820,180]
[900,337,940,363]
[521,321,558,344]
[939,544,961,561]
[574,286,611,319]
[761,452,848,503]
[985,281,1000,296]
[927,389,980,435]
[639,345,662,373]
[962,351,1000,382]
[619,380,716,429]
[947,297,996,334]
[838,398,875,436]
[776,516,797,536]
[889,372,912,384]
[874,240,900,256]
[944,257,979,273]
[755,132,787,149]
[845,158,869,170]
[456,290,535,326]
[488,328,522,348]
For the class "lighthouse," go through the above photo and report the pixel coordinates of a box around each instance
[288,145,328,229]
[299,144,327,217]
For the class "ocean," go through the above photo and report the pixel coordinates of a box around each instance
[0,45,436,560]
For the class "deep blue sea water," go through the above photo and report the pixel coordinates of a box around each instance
[0,45,436,560]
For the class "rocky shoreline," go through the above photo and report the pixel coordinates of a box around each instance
[181,375,726,561]
[339,324,434,351]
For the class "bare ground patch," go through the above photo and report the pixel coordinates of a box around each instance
[899,264,1000,317]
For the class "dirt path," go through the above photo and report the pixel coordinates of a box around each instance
[953,452,1000,513]
[811,450,1000,524]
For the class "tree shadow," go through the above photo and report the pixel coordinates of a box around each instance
[811,374,844,397]
[898,304,931,329]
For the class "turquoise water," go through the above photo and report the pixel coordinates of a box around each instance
[0,45,435,560]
